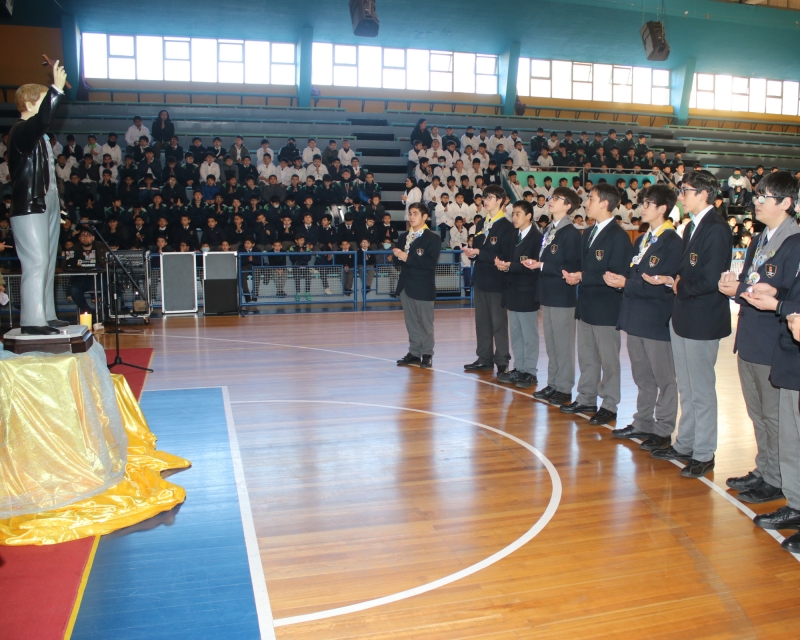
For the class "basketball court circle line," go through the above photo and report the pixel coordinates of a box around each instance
[228,398,563,628]
[149,331,800,562]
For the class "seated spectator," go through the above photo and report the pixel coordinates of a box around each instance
[537,148,554,167]
[302,138,319,165]
[64,134,83,162]
[202,175,221,204]
[64,173,91,216]
[322,139,338,168]
[85,134,101,164]
[188,137,206,161]
[278,137,300,164]
[229,135,249,164]
[257,139,275,167]
[164,136,184,164]
[209,137,225,162]
[338,140,355,167]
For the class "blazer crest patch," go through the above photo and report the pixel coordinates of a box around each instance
[595,249,604,261]
[550,244,558,254]
[689,252,698,267]
[489,236,498,245]
[765,263,777,278]
[416,248,424,256]
[649,255,660,268]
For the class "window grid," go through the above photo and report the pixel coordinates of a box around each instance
[311,42,498,94]
[689,74,800,116]
[82,33,296,86]
[517,57,670,106]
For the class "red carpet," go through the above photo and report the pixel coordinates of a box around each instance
[0,348,153,640]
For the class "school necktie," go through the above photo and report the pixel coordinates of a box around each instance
[517,231,522,245]
[588,224,598,246]
[686,220,695,239]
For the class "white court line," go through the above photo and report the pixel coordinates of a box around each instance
[150,331,800,563]
[221,386,277,640]
[229,399,562,628]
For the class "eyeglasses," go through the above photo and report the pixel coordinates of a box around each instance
[641,199,656,209]
[483,194,498,201]
[754,194,785,205]
[547,195,567,204]
[678,187,698,196]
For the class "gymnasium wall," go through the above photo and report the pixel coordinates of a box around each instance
[0,26,63,89]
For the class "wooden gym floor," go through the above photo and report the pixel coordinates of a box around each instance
[97,307,800,639]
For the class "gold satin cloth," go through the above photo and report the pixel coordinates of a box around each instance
[0,374,190,545]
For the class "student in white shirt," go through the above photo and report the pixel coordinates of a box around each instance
[506,131,522,153]
[338,140,355,166]
[449,215,469,249]
[101,133,122,166]
[487,126,507,154]
[533,194,549,221]
[257,140,275,167]
[511,141,529,170]
[200,153,221,181]
[433,157,450,183]
[449,159,468,185]
[302,138,319,165]
[435,193,457,238]
[402,177,422,226]
[49,134,62,158]
[461,146,476,170]
[423,139,443,163]
[85,134,101,164]
[507,171,525,201]
[547,131,560,153]
[461,126,479,153]
[475,146,491,170]
[626,179,640,208]
[451,193,471,222]
[537,148,554,167]
[467,159,484,187]
[0,155,9,184]
[429,125,443,149]
[536,178,554,198]
[258,159,279,183]
[305,157,327,182]
[442,177,459,204]
[407,140,423,175]
[443,142,460,168]
[125,116,150,148]
[423,176,444,208]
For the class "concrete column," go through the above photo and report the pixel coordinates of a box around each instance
[670,57,696,126]
[60,14,81,102]
[296,27,313,108]
[499,41,521,116]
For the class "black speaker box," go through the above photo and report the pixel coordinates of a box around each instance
[203,279,239,315]
[640,21,670,61]
[349,0,379,37]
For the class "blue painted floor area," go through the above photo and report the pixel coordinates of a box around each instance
[72,388,261,640]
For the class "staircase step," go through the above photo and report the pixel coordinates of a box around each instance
[357,147,402,157]
[348,118,389,126]
[354,132,396,141]
[363,163,407,173]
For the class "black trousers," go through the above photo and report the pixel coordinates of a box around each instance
[473,286,510,367]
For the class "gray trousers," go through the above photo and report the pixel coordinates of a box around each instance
[670,323,720,462]
[473,287,509,367]
[509,309,540,375]
[400,289,434,357]
[576,320,621,412]
[627,334,677,437]
[10,187,61,327]
[779,389,800,508]
[739,357,781,488]
[542,305,575,394]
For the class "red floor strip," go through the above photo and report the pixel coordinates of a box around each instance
[0,348,153,640]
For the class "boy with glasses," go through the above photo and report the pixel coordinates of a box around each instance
[648,171,732,478]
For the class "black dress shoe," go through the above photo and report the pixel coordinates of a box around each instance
[612,425,650,439]
[547,391,571,406]
[726,471,761,491]
[420,355,432,369]
[681,457,715,478]
[532,385,555,400]
[640,434,672,451]
[589,408,617,425]
[515,373,537,389]
[737,478,784,504]
[781,531,800,553]
[396,353,420,366]
[754,505,800,530]
[48,319,70,328]
[651,446,692,462]
[560,401,597,415]
[21,325,61,336]
[496,367,517,383]
[464,360,493,371]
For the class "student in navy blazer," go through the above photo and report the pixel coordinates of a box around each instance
[528,187,583,407]
[561,183,632,426]
[607,185,682,451]
[649,171,732,479]
[718,173,800,517]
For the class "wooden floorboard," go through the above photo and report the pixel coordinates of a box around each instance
[100,308,800,639]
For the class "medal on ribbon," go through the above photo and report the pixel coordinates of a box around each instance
[747,271,760,285]
[490,236,498,245]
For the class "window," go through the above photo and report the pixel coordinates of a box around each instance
[311,42,498,94]
[689,73,800,116]
[517,57,670,106]
[82,33,296,86]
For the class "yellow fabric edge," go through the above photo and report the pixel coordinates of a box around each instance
[63,534,101,640]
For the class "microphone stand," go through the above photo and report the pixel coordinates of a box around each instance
[86,223,153,373]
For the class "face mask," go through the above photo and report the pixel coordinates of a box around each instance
[201,247,210,253]
[108,140,116,147]
[383,242,391,249]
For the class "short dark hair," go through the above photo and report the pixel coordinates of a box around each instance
[552,186,581,215]
[682,170,719,202]
[592,183,621,213]
[512,200,534,218]
[482,184,507,204]
[641,185,677,221]
[408,202,429,218]
[756,170,799,213]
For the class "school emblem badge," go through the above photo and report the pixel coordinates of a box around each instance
[550,244,558,254]
[416,248,424,256]
[766,263,777,278]
[489,236,498,245]
[649,255,660,268]
[689,253,698,267]
[595,249,604,261]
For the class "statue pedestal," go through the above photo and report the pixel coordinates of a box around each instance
[3,325,93,355]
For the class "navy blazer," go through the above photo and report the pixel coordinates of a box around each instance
[735,233,800,366]
[395,229,441,301]
[672,209,733,341]
[617,227,682,341]
[472,216,515,293]
[504,225,544,313]
[770,264,800,391]
[575,220,633,327]
[538,219,582,308]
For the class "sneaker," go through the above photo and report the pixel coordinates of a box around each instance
[305,293,312,301]
[680,457,715,478]
[324,287,332,295]
[515,373,538,388]
[420,355,432,369]
[396,353,420,366]
[496,368,518,384]
[532,385,556,400]
[547,391,571,406]
[651,446,692,462]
